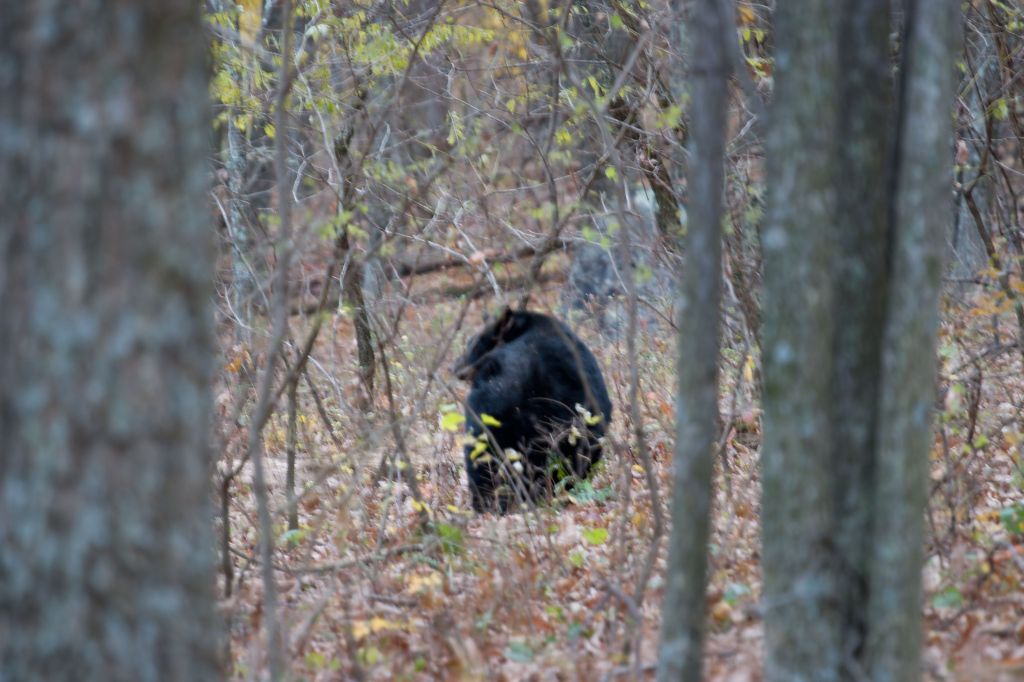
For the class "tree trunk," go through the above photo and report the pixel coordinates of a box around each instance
[760,0,841,679]
[866,2,962,679]
[831,1,893,675]
[0,2,220,681]
[759,0,962,678]
[657,0,730,679]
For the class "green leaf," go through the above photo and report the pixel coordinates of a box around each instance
[582,526,609,545]
[569,550,585,568]
[279,527,308,546]
[469,437,490,461]
[440,411,465,432]
[504,640,534,663]
[358,645,382,666]
[604,165,618,181]
[480,413,502,428]
[999,503,1024,536]
[993,98,1010,121]
[931,586,963,609]
[436,522,465,555]
[567,480,613,504]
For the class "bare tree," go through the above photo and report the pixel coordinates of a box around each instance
[657,0,730,679]
[0,2,220,681]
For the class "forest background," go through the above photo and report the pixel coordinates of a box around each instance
[2,0,1024,680]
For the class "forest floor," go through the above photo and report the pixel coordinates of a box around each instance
[216,277,1024,681]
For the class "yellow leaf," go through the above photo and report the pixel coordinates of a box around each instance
[406,571,443,594]
[743,354,755,383]
[441,411,466,432]
[370,616,395,632]
[238,0,262,43]
[470,439,489,460]
[351,617,400,639]
[575,403,603,425]
[737,4,755,24]
[710,600,732,623]
[480,413,502,428]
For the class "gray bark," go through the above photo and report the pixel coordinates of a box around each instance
[0,2,220,681]
[656,0,730,679]
[866,2,962,679]
[760,0,841,679]
[831,1,893,675]
[759,1,962,679]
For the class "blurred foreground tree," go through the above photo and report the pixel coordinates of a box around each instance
[0,2,220,681]
[660,0,962,679]
[760,1,962,680]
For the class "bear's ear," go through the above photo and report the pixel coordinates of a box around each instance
[496,305,515,336]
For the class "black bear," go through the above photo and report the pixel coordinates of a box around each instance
[453,308,613,513]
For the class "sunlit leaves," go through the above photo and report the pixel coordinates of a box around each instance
[352,616,405,639]
[406,571,443,594]
[440,410,466,432]
[238,0,262,42]
[581,527,608,546]
[467,437,489,461]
